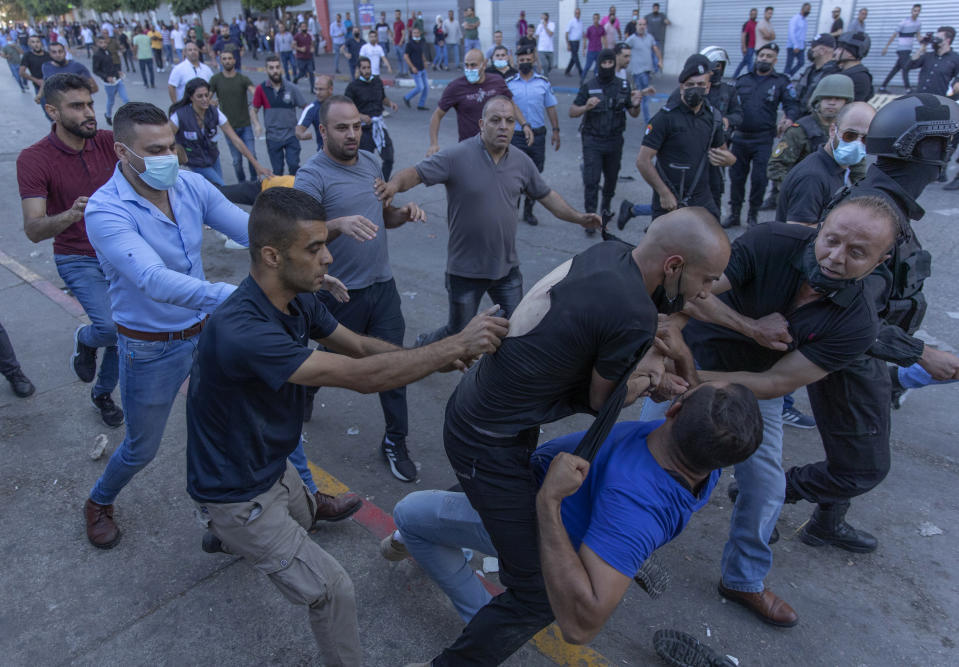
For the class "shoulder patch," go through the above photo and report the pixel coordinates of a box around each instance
[773,141,787,157]
[645,124,653,135]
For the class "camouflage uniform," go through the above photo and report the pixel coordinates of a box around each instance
[767,113,867,187]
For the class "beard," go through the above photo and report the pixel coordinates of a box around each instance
[62,116,97,139]
[269,72,283,84]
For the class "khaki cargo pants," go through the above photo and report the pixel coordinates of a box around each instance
[198,461,361,666]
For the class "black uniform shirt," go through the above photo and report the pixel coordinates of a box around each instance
[909,50,959,95]
[684,223,878,374]
[839,64,874,101]
[642,100,724,202]
[666,82,742,132]
[344,75,386,117]
[574,75,633,137]
[776,146,846,223]
[734,71,801,134]
[796,60,840,111]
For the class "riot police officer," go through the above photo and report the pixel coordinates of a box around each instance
[785,94,959,552]
[835,31,874,102]
[795,33,840,111]
[766,74,860,211]
[570,48,644,234]
[723,43,801,228]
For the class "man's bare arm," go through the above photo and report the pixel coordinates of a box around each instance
[636,145,672,199]
[22,197,86,243]
[427,107,447,154]
[537,190,601,228]
[699,350,828,400]
[373,168,423,207]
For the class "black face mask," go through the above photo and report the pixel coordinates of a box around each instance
[710,66,723,84]
[806,48,816,61]
[597,65,615,83]
[801,242,858,295]
[518,62,533,75]
[755,61,773,74]
[651,267,686,314]
[682,86,706,108]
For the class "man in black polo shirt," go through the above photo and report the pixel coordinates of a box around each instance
[426,208,732,666]
[186,188,508,661]
[344,56,399,180]
[643,197,900,628]
[777,102,875,225]
[636,53,735,222]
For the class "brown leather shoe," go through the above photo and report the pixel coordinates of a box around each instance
[84,498,121,549]
[718,582,798,627]
[313,491,362,523]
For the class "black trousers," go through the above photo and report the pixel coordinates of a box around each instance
[582,135,624,213]
[729,133,774,212]
[565,40,582,76]
[436,407,553,666]
[787,355,892,506]
[512,128,546,212]
[881,50,913,89]
[0,319,23,378]
[314,279,408,440]
[359,126,394,181]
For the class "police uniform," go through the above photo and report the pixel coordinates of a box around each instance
[796,60,840,111]
[574,72,635,216]
[775,146,846,223]
[727,67,801,222]
[507,71,558,223]
[839,63,874,101]
[647,93,726,219]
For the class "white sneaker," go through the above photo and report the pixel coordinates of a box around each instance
[224,238,246,250]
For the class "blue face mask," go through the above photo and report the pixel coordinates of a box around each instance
[833,136,866,167]
[123,144,179,190]
[464,68,481,83]
[493,59,508,69]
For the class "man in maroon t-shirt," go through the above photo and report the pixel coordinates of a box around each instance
[17,72,123,427]
[733,8,759,78]
[427,48,534,155]
[292,21,315,90]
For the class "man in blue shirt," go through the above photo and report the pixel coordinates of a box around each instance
[186,187,508,660]
[507,46,560,226]
[383,381,762,640]
[81,102,250,550]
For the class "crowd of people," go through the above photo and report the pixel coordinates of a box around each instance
[3,4,959,666]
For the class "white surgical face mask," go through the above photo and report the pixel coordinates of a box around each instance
[123,143,179,190]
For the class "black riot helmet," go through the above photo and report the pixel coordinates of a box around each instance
[835,31,871,61]
[866,94,959,168]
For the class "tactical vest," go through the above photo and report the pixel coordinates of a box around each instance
[797,114,828,154]
[580,76,631,138]
[174,105,220,168]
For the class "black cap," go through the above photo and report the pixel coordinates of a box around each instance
[811,33,836,48]
[678,54,712,83]
[756,42,780,56]
[598,48,616,64]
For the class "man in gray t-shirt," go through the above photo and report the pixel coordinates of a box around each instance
[253,56,309,174]
[293,96,428,483]
[375,95,600,346]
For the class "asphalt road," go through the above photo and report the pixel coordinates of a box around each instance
[1,53,957,666]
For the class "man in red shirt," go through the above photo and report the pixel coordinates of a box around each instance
[733,8,759,78]
[17,73,123,427]
[392,9,407,74]
[292,21,314,90]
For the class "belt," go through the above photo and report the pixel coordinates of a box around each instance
[117,316,209,342]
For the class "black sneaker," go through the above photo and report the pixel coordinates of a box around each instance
[721,211,741,228]
[403,97,411,108]
[71,326,97,383]
[381,435,418,482]
[91,390,124,428]
[104,113,112,126]
[617,199,635,229]
[653,629,737,667]
[6,370,35,398]
[601,208,614,227]
[201,530,225,554]
[746,209,759,227]
[889,365,910,409]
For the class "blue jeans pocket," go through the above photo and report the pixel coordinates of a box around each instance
[123,338,168,362]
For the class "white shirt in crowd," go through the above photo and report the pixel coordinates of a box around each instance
[172,28,185,50]
[168,59,214,100]
[359,42,387,75]
[444,17,461,43]
[536,20,556,52]
[566,17,583,42]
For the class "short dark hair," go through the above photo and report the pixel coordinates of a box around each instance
[515,45,534,57]
[43,72,93,107]
[249,187,326,264]
[671,383,763,474]
[614,41,631,55]
[319,94,356,126]
[357,55,371,66]
[265,53,280,65]
[765,6,774,12]
[112,102,168,145]
[938,26,955,43]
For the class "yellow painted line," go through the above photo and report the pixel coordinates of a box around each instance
[0,250,44,283]
[306,459,610,666]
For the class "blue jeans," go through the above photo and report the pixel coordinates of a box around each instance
[55,254,119,397]
[266,135,301,175]
[582,50,599,82]
[641,394,785,592]
[8,61,26,89]
[394,490,495,622]
[898,363,959,389]
[103,80,129,117]
[287,437,318,493]
[448,42,460,67]
[733,48,754,78]
[280,50,295,79]
[227,124,257,181]
[784,48,803,77]
[404,70,429,107]
[463,38,480,53]
[163,43,174,65]
[433,43,447,68]
[394,44,407,74]
[138,58,155,87]
[175,47,183,61]
[295,57,315,89]
[190,158,225,186]
[334,42,344,71]
[89,335,198,505]
[632,70,651,122]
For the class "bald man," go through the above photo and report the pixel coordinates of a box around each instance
[777,102,875,226]
[642,197,899,627]
[427,48,534,156]
[423,208,731,665]
[295,74,335,151]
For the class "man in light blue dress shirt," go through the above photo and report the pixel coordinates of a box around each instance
[81,102,250,549]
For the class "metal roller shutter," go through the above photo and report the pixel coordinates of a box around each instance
[493,0,560,46]
[569,2,670,39]
[699,1,821,73]
[854,0,956,81]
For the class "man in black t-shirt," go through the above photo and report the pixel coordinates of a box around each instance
[643,198,900,628]
[186,188,508,661]
[19,35,51,94]
[345,56,399,179]
[428,208,731,666]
